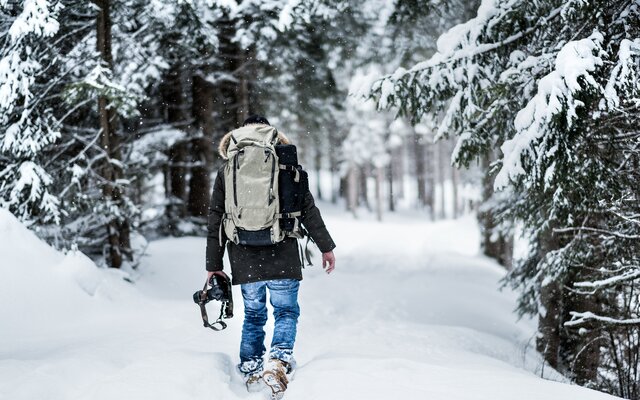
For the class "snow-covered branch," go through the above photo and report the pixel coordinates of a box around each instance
[574,269,640,290]
[565,311,640,327]
[399,6,562,78]
[553,226,640,240]
[495,32,605,189]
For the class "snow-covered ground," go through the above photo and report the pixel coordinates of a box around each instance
[0,205,620,400]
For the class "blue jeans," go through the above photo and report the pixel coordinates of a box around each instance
[238,279,300,375]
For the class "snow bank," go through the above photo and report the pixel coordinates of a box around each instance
[0,208,140,341]
[0,205,620,400]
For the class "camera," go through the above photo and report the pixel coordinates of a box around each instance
[193,274,229,305]
[193,285,223,304]
[193,272,233,331]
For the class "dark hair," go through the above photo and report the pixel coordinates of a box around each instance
[242,115,270,126]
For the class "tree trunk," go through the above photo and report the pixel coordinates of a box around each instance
[187,74,214,218]
[451,155,460,218]
[237,64,250,125]
[395,143,405,200]
[95,0,130,268]
[565,293,602,385]
[339,176,347,201]
[329,132,340,204]
[375,165,384,221]
[161,64,189,224]
[501,235,514,270]
[437,141,446,219]
[478,151,513,268]
[331,165,339,204]
[359,165,370,211]
[412,126,426,208]
[425,141,436,220]
[538,280,563,371]
[536,227,564,371]
[479,153,496,254]
[168,143,188,215]
[387,162,395,212]
[213,11,240,134]
[563,248,602,385]
[186,144,210,218]
[315,145,322,200]
[347,164,358,216]
[392,142,409,199]
[236,47,258,126]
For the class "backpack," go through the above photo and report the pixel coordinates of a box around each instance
[222,124,308,246]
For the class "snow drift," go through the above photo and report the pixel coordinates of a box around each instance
[0,205,621,399]
[0,208,141,341]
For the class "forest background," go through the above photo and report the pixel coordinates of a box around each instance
[1,0,639,398]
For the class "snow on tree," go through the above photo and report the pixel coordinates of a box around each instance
[0,0,63,224]
[1,0,218,264]
[369,0,640,396]
[341,67,393,217]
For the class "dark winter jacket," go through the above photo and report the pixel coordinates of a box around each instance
[205,130,336,285]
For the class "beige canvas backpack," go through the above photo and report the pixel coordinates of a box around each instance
[222,124,285,246]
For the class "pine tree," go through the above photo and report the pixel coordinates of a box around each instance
[371,0,640,396]
[0,0,64,224]
[134,0,225,233]
[2,0,181,265]
[54,0,171,266]
[203,0,370,204]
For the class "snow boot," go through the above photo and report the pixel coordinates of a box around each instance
[261,359,290,400]
[238,360,265,393]
[243,372,264,393]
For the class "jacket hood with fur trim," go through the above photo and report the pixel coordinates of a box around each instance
[218,123,291,160]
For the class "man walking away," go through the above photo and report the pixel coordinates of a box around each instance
[205,115,336,398]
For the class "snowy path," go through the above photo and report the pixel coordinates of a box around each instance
[0,206,620,399]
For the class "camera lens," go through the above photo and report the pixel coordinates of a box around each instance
[193,290,204,304]
[210,286,224,301]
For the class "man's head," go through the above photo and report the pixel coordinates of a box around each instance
[243,115,270,126]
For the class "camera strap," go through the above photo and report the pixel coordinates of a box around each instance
[197,281,228,331]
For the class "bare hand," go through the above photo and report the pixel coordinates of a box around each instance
[206,271,215,284]
[322,251,336,274]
